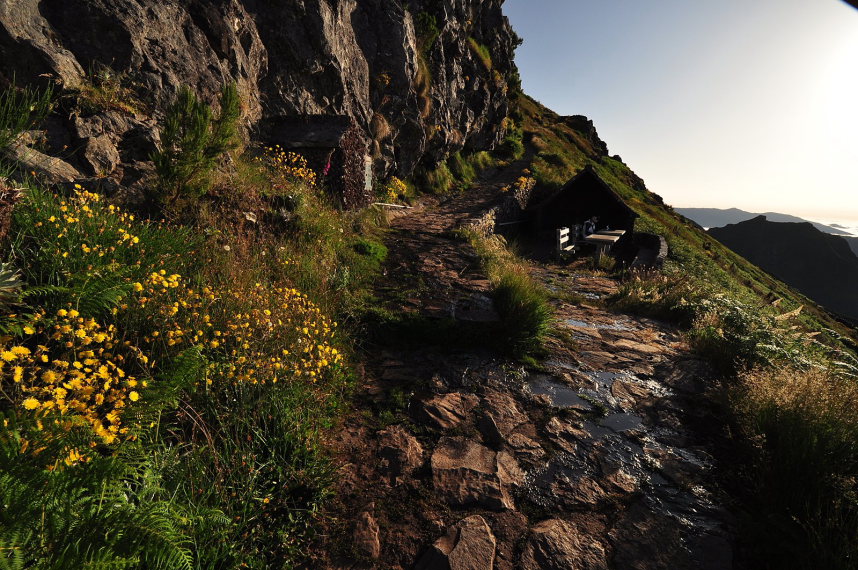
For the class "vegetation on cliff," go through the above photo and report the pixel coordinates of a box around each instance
[0,84,387,568]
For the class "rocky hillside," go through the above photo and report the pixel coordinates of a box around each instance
[709,215,858,322]
[0,0,518,187]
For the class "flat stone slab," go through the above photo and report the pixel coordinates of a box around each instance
[520,518,608,570]
[415,515,496,570]
[413,392,479,430]
[431,437,523,510]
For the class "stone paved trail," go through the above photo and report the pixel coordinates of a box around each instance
[315,165,736,569]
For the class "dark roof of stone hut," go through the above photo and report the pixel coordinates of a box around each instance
[263,115,357,149]
[529,164,638,218]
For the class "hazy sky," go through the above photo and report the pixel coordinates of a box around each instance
[504,0,858,222]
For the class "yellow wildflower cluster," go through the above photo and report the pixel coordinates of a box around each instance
[130,273,342,386]
[382,176,408,202]
[1,308,146,446]
[502,173,536,204]
[34,187,140,260]
[258,145,318,186]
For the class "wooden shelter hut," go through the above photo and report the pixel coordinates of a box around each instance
[261,115,372,209]
[527,165,638,243]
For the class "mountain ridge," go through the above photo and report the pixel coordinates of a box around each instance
[709,215,858,322]
[677,206,852,235]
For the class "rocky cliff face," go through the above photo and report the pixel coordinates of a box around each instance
[0,0,518,186]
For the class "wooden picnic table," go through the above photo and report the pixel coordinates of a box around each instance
[595,229,626,237]
[584,232,621,261]
[584,233,621,246]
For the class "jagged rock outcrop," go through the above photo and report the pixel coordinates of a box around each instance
[0,0,519,188]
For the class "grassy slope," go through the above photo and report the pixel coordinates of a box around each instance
[519,94,857,348]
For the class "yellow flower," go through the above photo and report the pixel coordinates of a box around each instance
[128,391,140,402]
[13,366,23,383]
[1,351,16,362]
[132,282,143,292]
[23,398,40,410]
[10,346,30,356]
[23,326,35,335]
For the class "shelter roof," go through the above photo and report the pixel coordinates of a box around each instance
[529,164,639,218]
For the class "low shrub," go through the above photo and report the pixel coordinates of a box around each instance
[152,83,241,212]
[379,176,410,203]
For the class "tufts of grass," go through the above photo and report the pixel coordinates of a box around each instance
[493,267,552,357]
[0,81,53,152]
[73,66,142,116]
[468,37,493,71]
[418,150,498,195]
[608,269,703,326]
[460,228,551,358]
[733,366,858,569]
[419,161,456,195]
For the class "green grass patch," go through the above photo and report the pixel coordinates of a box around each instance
[468,37,493,71]
[459,228,551,358]
[417,150,498,195]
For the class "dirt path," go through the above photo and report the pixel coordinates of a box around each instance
[314,165,735,569]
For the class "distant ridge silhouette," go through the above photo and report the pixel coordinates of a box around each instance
[678,207,850,235]
[709,216,858,322]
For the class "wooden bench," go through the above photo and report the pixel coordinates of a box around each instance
[556,227,576,258]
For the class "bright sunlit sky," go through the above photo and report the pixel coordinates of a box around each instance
[504,0,858,224]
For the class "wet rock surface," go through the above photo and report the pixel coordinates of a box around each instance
[430,437,522,511]
[520,518,609,570]
[315,168,735,568]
